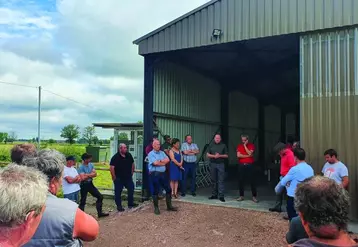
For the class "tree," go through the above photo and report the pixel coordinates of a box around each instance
[82,126,96,145]
[60,124,80,144]
[48,139,56,144]
[0,132,8,143]
[118,132,129,141]
[7,132,17,143]
[93,136,99,145]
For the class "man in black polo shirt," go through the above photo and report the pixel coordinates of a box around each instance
[110,143,138,212]
[207,134,228,202]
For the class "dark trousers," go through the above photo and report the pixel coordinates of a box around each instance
[273,177,287,208]
[114,178,135,210]
[149,172,171,196]
[287,196,297,221]
[238,164,257,197]
[181,162,197,194]
[210,162,225,197]
[79,181,103,214]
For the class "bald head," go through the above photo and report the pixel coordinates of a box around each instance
[152,139,160,151]
[119,143,127,154]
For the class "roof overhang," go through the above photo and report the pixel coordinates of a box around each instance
[93,123,143,131]
[133,0,219,45]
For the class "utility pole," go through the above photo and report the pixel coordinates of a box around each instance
[37,86,42,149]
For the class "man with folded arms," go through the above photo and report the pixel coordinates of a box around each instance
[148,139,177,215]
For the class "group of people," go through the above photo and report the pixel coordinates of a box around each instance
[144,135,199,215]
[265,141,355,246]
[0,144,105,247]
[1,135,357,247]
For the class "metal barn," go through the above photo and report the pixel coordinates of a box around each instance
[133,0,358,218]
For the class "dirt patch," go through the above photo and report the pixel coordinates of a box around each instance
[86,201,290,247]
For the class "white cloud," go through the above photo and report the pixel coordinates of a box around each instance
[0,0,210,139]
[0,7,55,30]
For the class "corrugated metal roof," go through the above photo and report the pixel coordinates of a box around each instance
[134,0,358,55]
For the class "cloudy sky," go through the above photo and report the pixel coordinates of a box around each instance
[0,0,209,139]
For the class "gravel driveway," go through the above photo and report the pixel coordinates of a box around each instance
[86,201,289,247]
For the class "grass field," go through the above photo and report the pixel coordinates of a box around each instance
[0,143,113,193]
[0,143,87,162]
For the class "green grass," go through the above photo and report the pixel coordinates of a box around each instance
[0,143,113,191]
[57,169,113,198]
[0,143,87,163]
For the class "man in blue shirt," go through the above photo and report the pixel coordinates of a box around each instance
[78,153,109,218]
[148,139,177,215]
[275,148,314,221]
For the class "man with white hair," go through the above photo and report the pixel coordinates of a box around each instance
[0,164,48,247]
[20,149,99,247]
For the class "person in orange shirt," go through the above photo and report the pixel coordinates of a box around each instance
[269,142,296,213]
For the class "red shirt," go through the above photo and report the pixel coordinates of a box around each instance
[145,143,153,155]
[237,143,255,164]
[280,148,296,176]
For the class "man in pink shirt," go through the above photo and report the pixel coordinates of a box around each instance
[269,142,296,213]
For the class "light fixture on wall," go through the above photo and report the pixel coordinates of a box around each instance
[212,29,222,38]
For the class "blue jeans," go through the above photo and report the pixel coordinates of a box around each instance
[181,162,197,194]
[114,178,135,210]
[148,172,171,196]
[287,196,297,221]
[64,191,79,202]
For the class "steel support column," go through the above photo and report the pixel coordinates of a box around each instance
[142,56,154,201]
[258,102,265,168]
[280,110,287,143]
[220,86,229,145]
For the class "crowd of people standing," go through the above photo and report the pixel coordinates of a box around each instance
[0,133,357,246]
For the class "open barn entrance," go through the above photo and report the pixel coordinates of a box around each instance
[150,33,300,209]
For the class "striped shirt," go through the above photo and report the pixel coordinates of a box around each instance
[181,142,199,163]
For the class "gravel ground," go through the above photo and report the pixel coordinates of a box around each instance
[85,201,290,247]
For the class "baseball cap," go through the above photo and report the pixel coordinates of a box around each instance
[81,153,93,160]
[66,156,76,161]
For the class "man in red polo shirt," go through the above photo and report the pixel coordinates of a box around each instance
[236,134,258,203]
[269,142,296,213]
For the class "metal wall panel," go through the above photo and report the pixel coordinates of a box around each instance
[135,0,358,55]
[264,105,281,161]
[228,91,259,164]
[153,62,221,122]
[153,61,221,157]
[228,91,258,128]
[286,113,296,137]
[155,117,220,158]
[300,27,358,219]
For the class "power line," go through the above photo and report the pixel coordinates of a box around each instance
[0,80,38,89]
[42,89,94,109]
[1,79,128,121]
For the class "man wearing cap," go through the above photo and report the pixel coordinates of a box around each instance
[78,153,109,218]
[63,156,81,202]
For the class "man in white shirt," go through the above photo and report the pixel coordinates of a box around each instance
[322,149,349,190]
[63,156,81,202]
